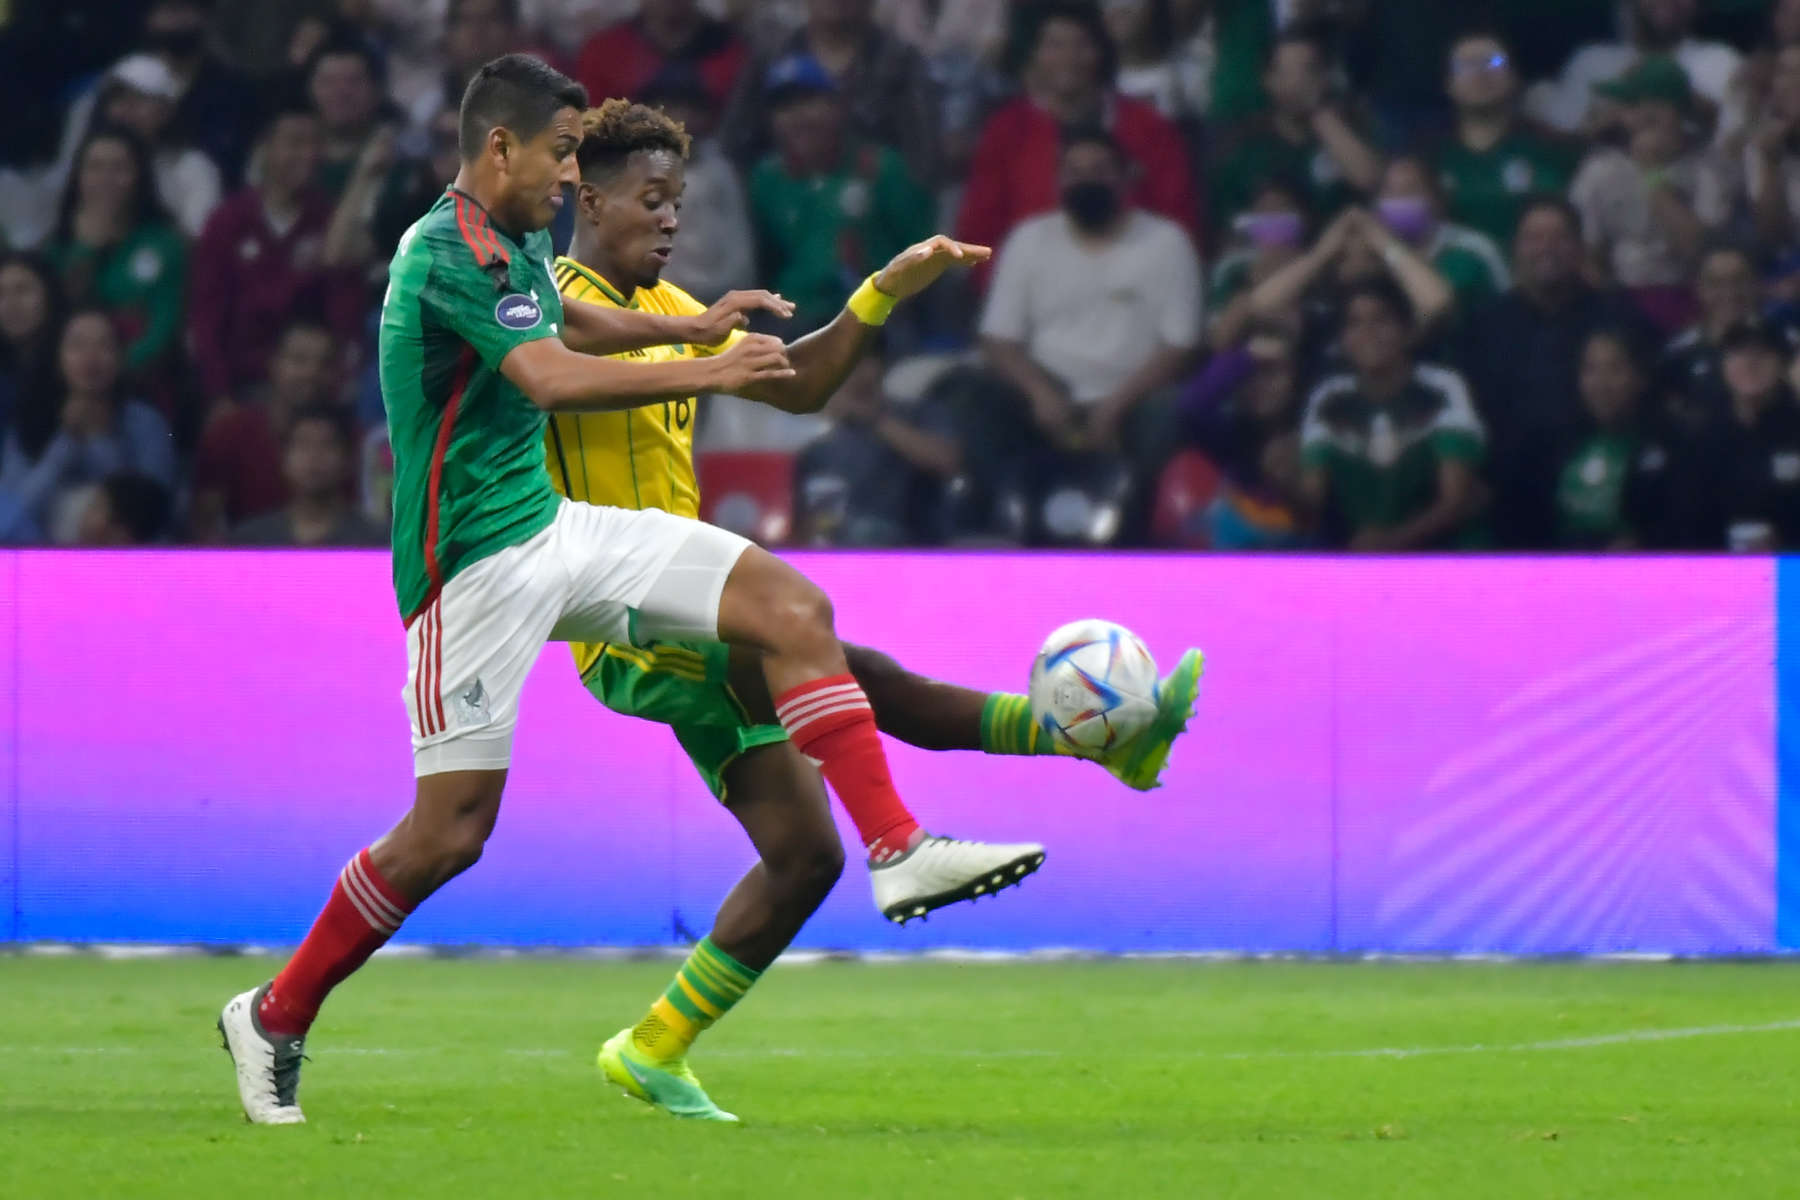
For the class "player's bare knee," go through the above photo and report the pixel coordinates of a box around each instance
[774,578,836,655]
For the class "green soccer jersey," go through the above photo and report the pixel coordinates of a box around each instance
[379,188,565,619]
[1301,364,1487,546]
[1434,129,1581,249]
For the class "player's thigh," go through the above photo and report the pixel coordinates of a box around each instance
[718,739,839,877]
[407,524,564,778]
[546,501,752,647]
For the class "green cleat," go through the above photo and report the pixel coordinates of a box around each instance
[1099,647,1204,791]
[597,1028,739,1123]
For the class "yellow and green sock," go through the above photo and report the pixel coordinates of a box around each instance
[630,937,762,1063]
[979,693,1070,757]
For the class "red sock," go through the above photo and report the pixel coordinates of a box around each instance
[776,674,922,861]
[259,848,414,1036]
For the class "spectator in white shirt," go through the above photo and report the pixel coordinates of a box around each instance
[978,127,1201,540]
[1528,0,1743,143]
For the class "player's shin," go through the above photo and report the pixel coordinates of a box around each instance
[775,674,922,860]
[258,848,415,1036]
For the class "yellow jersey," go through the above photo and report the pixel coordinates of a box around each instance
[548,256,741,678]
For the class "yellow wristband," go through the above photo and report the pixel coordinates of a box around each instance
[847,275,897,326]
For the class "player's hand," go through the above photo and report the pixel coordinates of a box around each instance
[874,235,992,301]
[708,332,795,390]
[689,290,795,345]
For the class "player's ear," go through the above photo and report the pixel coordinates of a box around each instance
[576,180,604,223]
[487,126,512,170]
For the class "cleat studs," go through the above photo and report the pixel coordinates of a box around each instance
[972,883,985,894]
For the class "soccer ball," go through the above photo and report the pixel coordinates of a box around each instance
[1028,619,1160,753]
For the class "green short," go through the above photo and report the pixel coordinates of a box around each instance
[581,640,789,802]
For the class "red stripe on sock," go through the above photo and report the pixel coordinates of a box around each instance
[260,850,415,1036]
[776,676,919,850]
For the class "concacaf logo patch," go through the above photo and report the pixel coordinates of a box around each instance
[495,294,542,330]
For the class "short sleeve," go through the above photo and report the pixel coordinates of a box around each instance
[418,240,559,370]
[1424,368,1486,462]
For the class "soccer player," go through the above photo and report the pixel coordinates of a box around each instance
[216,55,1036,1127]
[551,102,1204,916]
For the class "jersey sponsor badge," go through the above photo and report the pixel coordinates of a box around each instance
[495,293,543,330]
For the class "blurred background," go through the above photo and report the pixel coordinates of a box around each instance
[5,0,1800,554]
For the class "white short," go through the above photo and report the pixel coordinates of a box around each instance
[404,499,752,776]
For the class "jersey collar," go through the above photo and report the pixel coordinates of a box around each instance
[559,256,639,308]
[445,186,527,254]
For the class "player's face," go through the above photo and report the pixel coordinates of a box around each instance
[1341,296,1407,376]
[59,313,121,396]
[585,150,685,290]
[0,264,51,345]
[497,107,582,232]
[76,138,139,214]
[1579,334,1642,427]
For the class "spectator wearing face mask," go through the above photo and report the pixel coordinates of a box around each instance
[1209,25,1381,246]
[1206,173,1311,352]
[1372,155,1510,316]
[140,0,260,185]
[977,127,1202,541]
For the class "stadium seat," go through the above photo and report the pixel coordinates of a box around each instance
[697,450,796,545]
[1150,450,1223,548]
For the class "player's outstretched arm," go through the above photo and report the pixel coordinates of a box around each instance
[504,332,794,413]
[560,290,795,355]
[734,236,990,413]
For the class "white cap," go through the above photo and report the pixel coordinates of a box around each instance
[109,54,182,101]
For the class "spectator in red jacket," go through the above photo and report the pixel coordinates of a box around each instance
[574,0,746,109]
[955,2,1199,278]
[187,104,363,416]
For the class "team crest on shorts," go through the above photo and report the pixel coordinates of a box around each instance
[453,678,492,727]
[495,294,542,329]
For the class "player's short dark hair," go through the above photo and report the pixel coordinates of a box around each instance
[98,472,172,544]
[577,98,692,184]
[458,54,587,161]
[1342,277,1415,327]
[288,403,357,452]
[1012,3,1118,86]
[1059,123,1128,167]
[1513,192,1582,243]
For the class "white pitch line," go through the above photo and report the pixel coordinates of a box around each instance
[4,1019,1800,1062]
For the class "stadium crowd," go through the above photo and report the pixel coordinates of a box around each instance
[1,0,1799,550]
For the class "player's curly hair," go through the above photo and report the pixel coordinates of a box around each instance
[577,99,691,183]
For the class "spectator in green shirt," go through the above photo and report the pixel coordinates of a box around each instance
[1299,277,1487,550]
[1433,30,1582,250]
[748,53,934,333]
[1552,325,1676,548]
[1374,155,1510,314]
[1209,24,1381,244]
[45,127,186,382]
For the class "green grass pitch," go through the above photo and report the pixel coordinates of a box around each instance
[5,955,1800,1198]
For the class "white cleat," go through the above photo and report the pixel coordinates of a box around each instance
[869,835,1046,924]
[217,983,307,1125]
